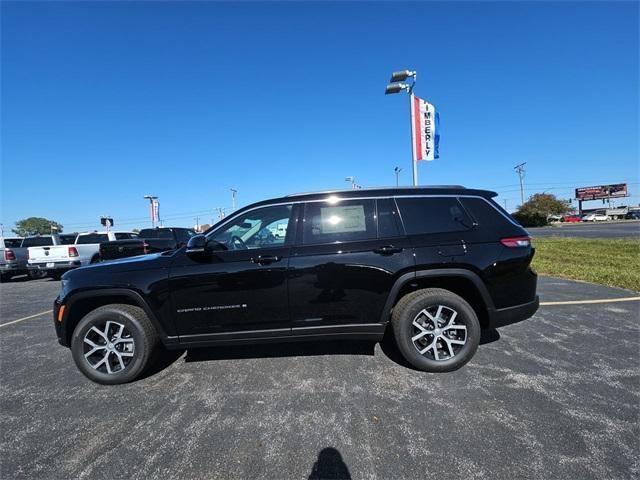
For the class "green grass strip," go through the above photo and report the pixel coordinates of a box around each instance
[532,237,640,292]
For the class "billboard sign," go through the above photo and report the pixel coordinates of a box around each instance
[575,183,628,201]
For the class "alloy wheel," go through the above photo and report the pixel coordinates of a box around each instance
[83,321,135,374]
[411,305,467,361]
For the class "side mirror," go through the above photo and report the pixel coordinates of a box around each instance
[186,235,207,254]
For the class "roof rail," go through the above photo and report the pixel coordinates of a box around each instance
[285,185,466,197]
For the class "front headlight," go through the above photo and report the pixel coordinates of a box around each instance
[60,278,70,299]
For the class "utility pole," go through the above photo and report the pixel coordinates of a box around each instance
[514,163,527,205]
[216,207,226,221]
[194,216,200,231]
[394,166,402,187]
[230,188,237,211]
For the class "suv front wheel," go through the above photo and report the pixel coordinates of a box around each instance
[391,288,481,372]
[71,304,158,384]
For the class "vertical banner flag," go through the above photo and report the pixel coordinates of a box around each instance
[150,199,160,223]
[411,94,440,162]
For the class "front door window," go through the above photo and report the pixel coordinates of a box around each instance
[208,205,293,250]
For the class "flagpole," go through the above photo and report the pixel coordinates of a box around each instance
[409,93,418,186]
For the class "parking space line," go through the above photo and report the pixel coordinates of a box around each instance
[541,297,640,306]
[0,310,52,328]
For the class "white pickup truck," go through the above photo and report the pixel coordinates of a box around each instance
[27,231,138,279]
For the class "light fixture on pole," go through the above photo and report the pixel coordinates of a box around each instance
[230,188,237,211]
[143,195,159,228]
[385,69,418,186]
[345,176,359,190]
[394,166,402,186]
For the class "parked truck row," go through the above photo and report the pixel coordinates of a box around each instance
[0,227,195,282]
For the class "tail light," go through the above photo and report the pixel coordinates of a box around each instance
[68,247,79,257]
[143,242,150,254]
[500,236,531,248]
[4,249,16,261]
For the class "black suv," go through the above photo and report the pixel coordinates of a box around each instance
[54,186,539,384]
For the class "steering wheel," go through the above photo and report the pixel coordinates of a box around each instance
[230,235,248,250]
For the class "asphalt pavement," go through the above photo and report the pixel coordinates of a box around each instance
[528,220,640,238]
[0,276,638,480]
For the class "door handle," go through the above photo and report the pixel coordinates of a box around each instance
[373,245,403,255]
[251,255,281,265]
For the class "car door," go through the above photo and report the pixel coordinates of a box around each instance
[287,197,414,335]
[169,203,298,341]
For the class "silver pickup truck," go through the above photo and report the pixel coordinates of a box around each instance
[0,235,71,281]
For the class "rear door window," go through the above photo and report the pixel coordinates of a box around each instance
[302,199,376,245]
[376,198,402,238]
[396,197,473,235]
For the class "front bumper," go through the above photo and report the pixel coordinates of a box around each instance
[53,297,67,346]
[488,296,539,329]
[28,260,81,272]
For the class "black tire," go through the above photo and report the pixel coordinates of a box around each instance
[391,288,481,372]
[90,255,101,264]
[49,272,63,280]
[28,270,47,279]
[71,304,158,385]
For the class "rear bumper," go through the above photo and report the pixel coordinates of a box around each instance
[28,261,81,272]
[488,296,539,329]
[0,262,27,273]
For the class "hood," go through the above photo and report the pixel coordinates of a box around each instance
[63,252,172,280]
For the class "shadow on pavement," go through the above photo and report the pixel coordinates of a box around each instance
[141,328,502,376]
[184,340,376,363]
[308,447,351,480]
[139,347,186,380]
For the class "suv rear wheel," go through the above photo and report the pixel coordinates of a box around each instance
[391,288,481,372]
[71,304,158,384]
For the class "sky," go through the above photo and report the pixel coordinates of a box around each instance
[1,1,638,232]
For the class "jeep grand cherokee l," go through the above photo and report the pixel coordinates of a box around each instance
[53,186,539,384]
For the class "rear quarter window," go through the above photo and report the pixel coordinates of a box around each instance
[459,197,518,229]
[396,197,473,235]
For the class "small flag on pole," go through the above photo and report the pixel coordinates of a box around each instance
[411,94,440,162]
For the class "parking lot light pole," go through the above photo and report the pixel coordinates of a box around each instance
[385,70,418,186]
[394,166,402,186]
[230,188,237,211]
[143,195,158,228]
